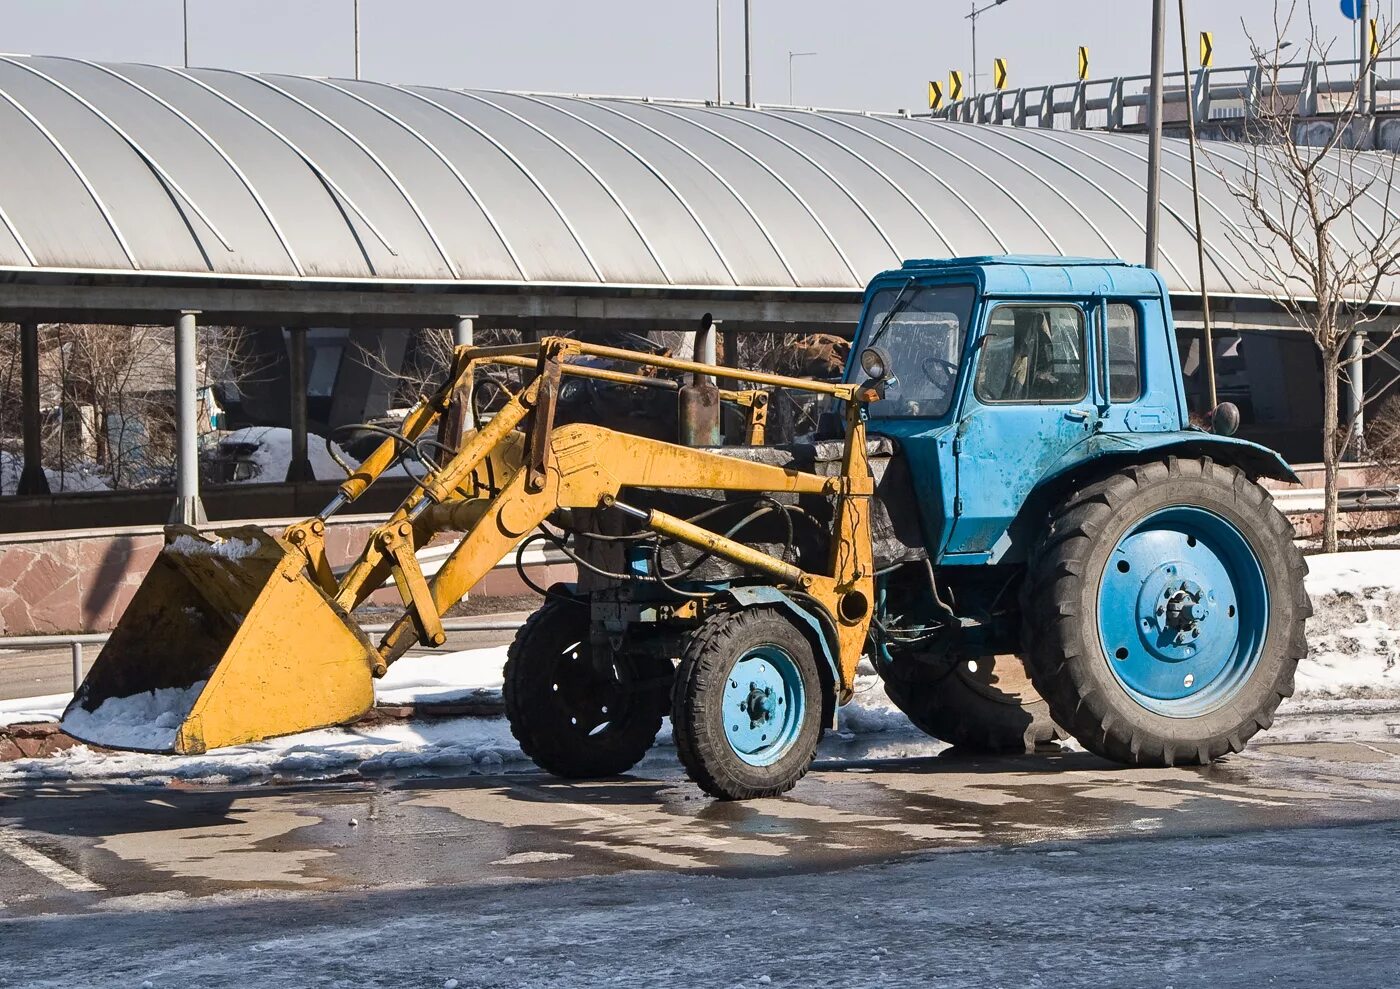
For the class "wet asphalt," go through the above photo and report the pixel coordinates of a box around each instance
[3,722,1400,922]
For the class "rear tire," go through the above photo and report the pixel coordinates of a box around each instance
[504,598,668,779]
[1023,458,1310,767]
[882,654,1064,753]
[672,607,824,800]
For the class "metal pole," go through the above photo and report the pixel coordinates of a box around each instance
[971,2,978,98]
[183,0,190,68]
[285,327,314,482]
[744,0,753,106]
[170,310,206,525]
[1178,0,1216,411]
[70,641,82,691]
[1348,330,1366,458]
[354,0,361,80]
[716,0,723,103]
[1145,0,1166,269]
[453,315,474,348]
[17,322,49,495]
[787,51,815,105]
[1361,0,1374,115]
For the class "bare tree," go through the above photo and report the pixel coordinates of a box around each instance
[1215,1,1400,552]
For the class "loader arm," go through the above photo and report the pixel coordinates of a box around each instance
[66,335,876,755]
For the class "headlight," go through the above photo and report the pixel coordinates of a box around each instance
[860,346,890,381]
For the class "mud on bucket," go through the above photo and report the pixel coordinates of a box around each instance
[61,525,377,754]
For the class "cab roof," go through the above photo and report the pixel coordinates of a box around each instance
[891,255,1167,299]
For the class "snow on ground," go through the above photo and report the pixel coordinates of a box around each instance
[375,646,507,705]
[5,549,1400,783]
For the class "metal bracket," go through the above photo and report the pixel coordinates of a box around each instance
[380,523,446,647]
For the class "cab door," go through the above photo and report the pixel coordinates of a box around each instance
[944,300,1100,558]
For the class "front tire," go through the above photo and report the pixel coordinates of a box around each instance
[672,607,824,800]
[504,598,668,779]
[1024,458,1310,767]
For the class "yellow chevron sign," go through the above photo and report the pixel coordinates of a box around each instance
[993,57,1008,90]
[948,70,964,101]
[1078,46,1089,81]
[1372,18,1381,60]
[928,79,943,110]
[1200,31,1213,68]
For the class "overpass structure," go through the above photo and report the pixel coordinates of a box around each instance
[933,56,1400,149]
[1,55,1398,530]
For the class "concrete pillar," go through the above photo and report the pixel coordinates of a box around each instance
[1347,330,1366,461]
[169,310,206,525]
[17,322,49,495]
[453,315,474,348]
[285,327,315,483]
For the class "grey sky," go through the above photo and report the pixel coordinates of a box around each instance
[0,0,1389,110]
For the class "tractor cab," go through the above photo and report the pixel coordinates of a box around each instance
[846,256,1285,567]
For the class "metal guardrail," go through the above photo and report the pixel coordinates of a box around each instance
[932,57,1400,131]
[0,619,526,694]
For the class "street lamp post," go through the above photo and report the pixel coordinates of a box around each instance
[183,0,189,67]
[354,0,361,80]
[788,50,816,104]
[964,0,1009,98]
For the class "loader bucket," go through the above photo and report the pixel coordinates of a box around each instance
[61,525,377,755]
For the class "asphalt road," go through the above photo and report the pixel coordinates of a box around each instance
[3,719,1400,986]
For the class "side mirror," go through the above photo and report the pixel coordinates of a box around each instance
[1209,402,1241,436]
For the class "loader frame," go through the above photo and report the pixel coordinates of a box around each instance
[284,337,876,699]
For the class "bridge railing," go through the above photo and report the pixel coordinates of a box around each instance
[931,58,1400,131]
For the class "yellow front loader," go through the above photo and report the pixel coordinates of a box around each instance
[63,336,876,799]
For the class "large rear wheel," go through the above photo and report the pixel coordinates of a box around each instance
[504,597,669,778]
[1023,458,1310,766]
[882,654,1064,753]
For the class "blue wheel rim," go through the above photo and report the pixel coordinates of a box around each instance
[1096,506,1268,718]
[720,646,805,767]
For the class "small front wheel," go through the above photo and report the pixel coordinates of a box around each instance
[672,607,824,800]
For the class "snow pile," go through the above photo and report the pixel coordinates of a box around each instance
[59,682,208,752]
[375,646,508,705]
[11,712,525,784]
[0,450,112,494]
[220,426,347,483]
[220,426,416,484]
[1297,550,1400,698]
[165,533,261,560]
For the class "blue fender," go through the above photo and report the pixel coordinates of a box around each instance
[724,586,841,726]
[1041,428,1299,488]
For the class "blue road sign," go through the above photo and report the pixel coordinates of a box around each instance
[1342,0,1362,20]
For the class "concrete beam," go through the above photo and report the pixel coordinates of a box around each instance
[169,310,206,525]
[0,280,865,331]
[16,322,48,496]
[284,327,315,483]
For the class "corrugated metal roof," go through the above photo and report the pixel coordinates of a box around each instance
[0,55,1389,302]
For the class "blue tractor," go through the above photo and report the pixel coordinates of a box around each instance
[66,256,1308,801]
[496,255,1311,799]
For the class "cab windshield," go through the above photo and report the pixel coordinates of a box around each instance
[850,282,976,418]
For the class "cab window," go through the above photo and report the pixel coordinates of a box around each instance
[1107,302,1142,402]
[974,304,1087,404]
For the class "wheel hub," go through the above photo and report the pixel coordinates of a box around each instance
[1097,507,1267,715]
[743,683,776,727]
[721,649,805,767]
